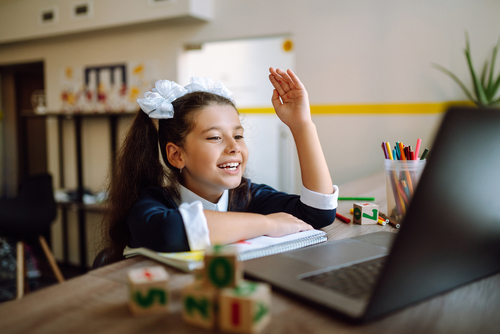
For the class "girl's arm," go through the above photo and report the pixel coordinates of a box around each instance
[269,68,334,195]
[205,210,313,245]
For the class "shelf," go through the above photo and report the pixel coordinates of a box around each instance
[21,110,137,118]
[57,201,106,213]
[36,111,131,271]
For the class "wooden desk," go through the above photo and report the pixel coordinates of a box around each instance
[1,172,499,333]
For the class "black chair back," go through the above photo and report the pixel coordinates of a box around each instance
[0,173,57,236]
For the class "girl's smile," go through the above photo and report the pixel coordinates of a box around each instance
[179,104,248,203]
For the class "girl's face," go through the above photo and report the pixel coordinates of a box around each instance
[180,104,248,203]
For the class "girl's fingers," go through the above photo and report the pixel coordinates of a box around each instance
[286,69,305,90]
[269,74,287,97]
[270,67,292,92]
[271,89,282,109]
[275,68,296,90]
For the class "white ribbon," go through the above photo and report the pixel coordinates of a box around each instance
[137,77,233,119]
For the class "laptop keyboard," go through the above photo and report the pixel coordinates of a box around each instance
[301,256,387,300]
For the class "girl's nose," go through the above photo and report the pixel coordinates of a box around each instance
[226,138,241,154]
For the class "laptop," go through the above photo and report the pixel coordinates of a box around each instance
[244,107,500,322]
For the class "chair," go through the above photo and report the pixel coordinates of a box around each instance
[92,247,124,269]
[0,173,64,299]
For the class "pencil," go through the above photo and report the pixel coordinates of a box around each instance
[336,213,351,224]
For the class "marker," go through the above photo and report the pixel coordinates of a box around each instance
[377,218,387,226]
[379,212,400,229]
[398,142,407,160]
[378,215,390,225]
[386,142,393,160]
[338,197,375,201]
[420,148,429,160]
[336,213,351,224]
[381,142,389,159]
[415,138,422,160]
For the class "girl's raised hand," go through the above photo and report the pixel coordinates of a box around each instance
[269,67,312,130]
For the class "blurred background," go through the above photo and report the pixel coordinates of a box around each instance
[0,0,499,270]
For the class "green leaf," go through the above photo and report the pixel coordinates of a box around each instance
[464,45,489,105]
[489,95,500,108]
[481,60,489,87]
[488,74,500,101]
[486,37,500,97]
[432,63,477,103]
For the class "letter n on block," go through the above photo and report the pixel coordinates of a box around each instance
[219,280,272,333]
[204,245,242,289]
[353,203,379,225]
[127,266,169,316]
[182,282,217,329]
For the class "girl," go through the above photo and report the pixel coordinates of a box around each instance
[101,68,338,260]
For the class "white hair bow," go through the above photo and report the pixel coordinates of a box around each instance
[137,77,233,119]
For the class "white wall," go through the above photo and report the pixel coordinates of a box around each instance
[1,0,499,266]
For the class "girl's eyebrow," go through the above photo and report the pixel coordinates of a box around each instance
[200,125,244,134]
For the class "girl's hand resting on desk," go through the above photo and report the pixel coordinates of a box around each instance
[265,212,314,237]
[269,67,313,130]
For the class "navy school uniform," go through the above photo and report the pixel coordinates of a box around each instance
[127,180,338,253]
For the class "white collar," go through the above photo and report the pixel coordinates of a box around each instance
[175,184,229,212]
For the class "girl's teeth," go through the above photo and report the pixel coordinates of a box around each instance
[218,162,239,170]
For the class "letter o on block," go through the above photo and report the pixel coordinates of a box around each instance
[204,245,242,289]
[209,257,233,288]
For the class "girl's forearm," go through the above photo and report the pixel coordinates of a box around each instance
[204,210,270,245]
[204,210,313,245]
[290,122,334,195]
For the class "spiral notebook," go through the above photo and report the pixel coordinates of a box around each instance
[123,229,327,272]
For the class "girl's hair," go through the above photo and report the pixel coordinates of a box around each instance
[101,91,251,259]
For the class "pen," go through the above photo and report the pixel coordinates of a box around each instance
[336,213,351,224]
[338,197,375,201]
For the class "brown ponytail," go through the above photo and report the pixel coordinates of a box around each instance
[101,110,166,258]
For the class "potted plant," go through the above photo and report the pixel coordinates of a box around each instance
[433,32,500,108]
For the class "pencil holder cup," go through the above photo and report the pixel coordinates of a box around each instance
[384,159,426,224]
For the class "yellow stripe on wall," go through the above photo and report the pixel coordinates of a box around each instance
[239,101,473,114]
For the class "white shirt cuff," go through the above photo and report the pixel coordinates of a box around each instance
[300,185,339,210]
[178,201,211,251]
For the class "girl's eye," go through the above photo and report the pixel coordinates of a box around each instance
[235,135,244,140]
[207,136,221,141]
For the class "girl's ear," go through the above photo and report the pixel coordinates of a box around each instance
[166,143,185,169]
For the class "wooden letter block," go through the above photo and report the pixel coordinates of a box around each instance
[204,245,242,289]
[219,280,272,333]
[353,203,379,225]
[127,266,169,316]
[182,282,218,329]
